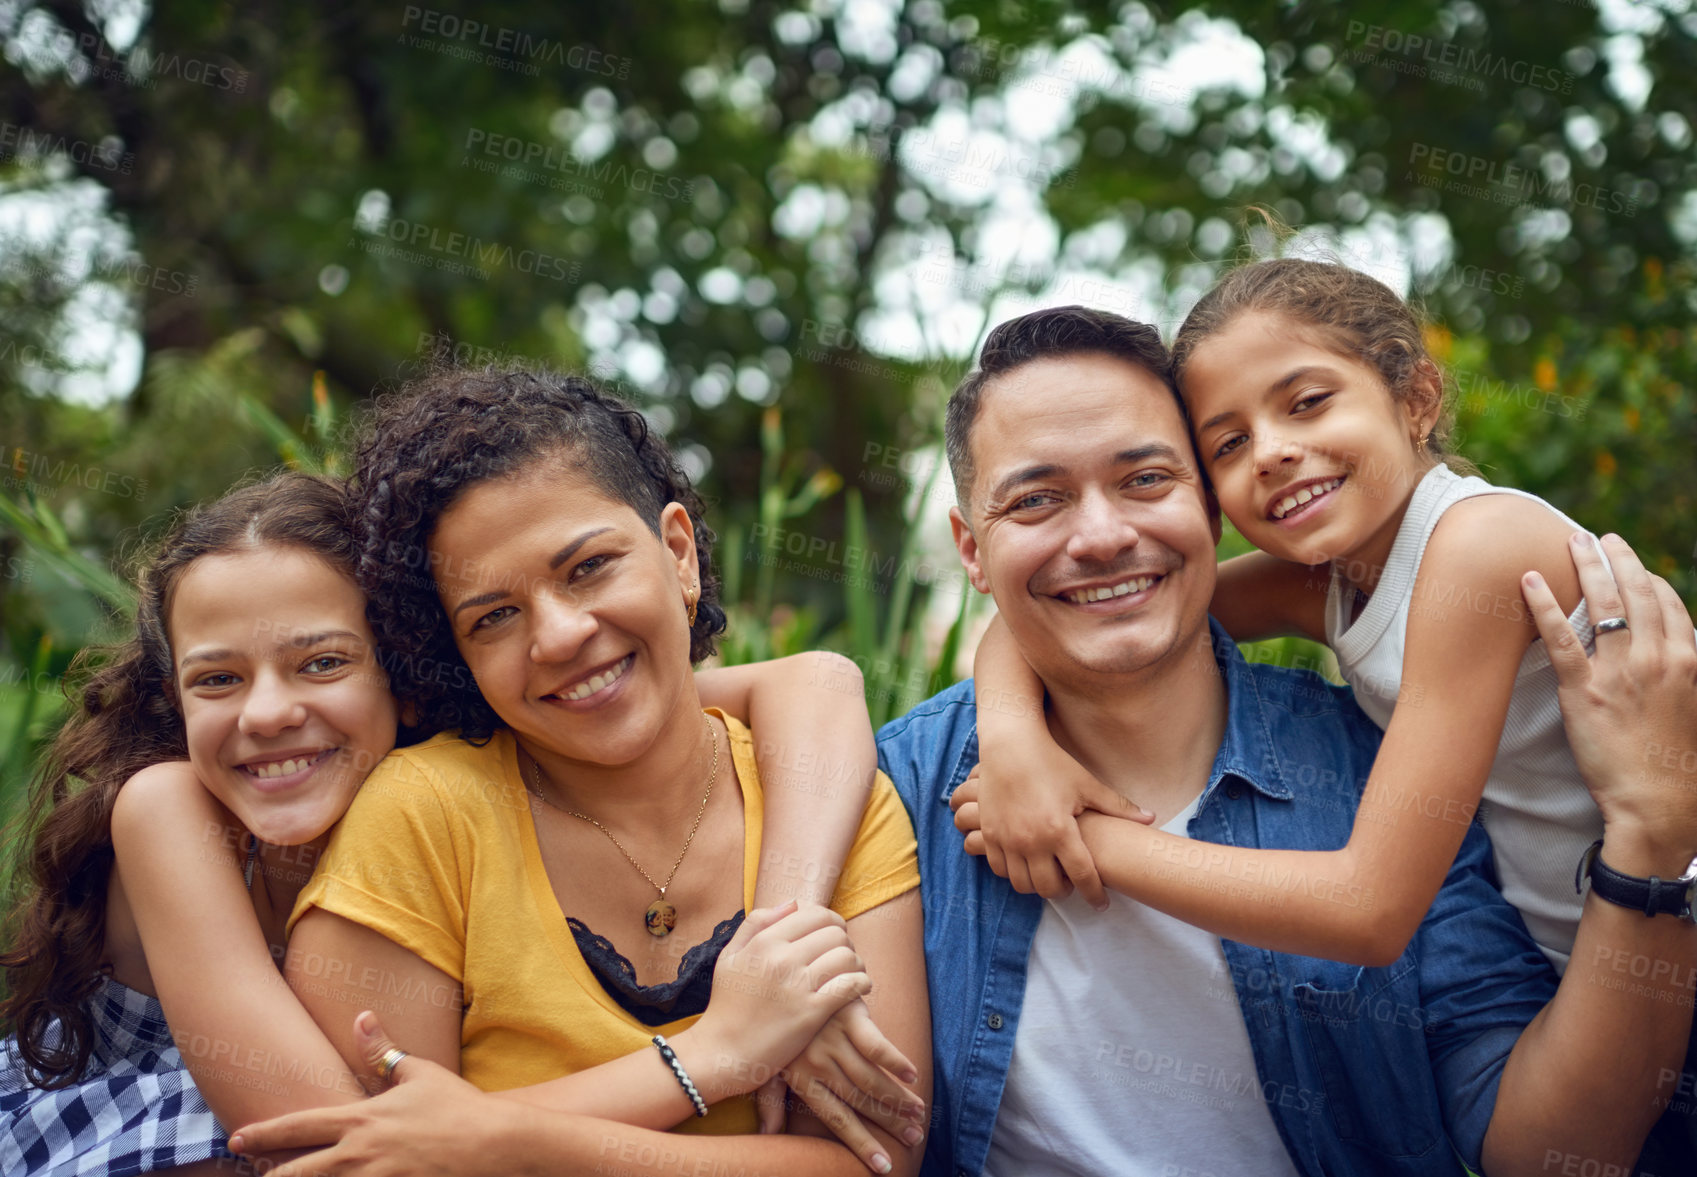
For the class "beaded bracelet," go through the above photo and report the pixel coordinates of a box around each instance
[652,1034,709,1118]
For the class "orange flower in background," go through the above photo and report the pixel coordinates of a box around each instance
[1645,257,1665,299]
[1422,324,1453,363]
[1623,407,1640,432]
[1534,358,1557,392]
[1595,451,1617,478]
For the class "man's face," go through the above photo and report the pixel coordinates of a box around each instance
[950,352,1221,692]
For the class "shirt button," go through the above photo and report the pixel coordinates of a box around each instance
[1227,783,1243,800]
[987,1012,1005,1030]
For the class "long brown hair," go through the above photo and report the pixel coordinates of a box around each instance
[0,472,362,1088]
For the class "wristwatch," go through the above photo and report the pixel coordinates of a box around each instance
[1575,840,1697,922]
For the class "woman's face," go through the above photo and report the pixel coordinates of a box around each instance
[428,456,700,769]
[169,547,400,846]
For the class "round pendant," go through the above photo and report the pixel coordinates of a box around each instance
[645,898,677,937]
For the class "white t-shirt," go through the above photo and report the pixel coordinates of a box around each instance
[984,798,1304,1177]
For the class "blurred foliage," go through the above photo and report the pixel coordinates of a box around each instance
[2,0,1694,803]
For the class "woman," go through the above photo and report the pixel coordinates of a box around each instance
[271,370,930,1175]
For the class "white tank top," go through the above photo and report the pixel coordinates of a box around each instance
[1324,463,1603,974]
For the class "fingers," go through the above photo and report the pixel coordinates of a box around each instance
[953,799,980,835]
[1005,853,1036,896]
[1025,853,1073,902]
[842,1002,920,1086]
[821,1046,925,1139]
[1567,532,1629,641]
[355,1010,411,1089]
[803,944,866,992]
[1076,775,1152,824]
[1651,574,1697,652]
[1523,571,1592,687]
[755,1074,788,1135]
[745,903,847,958]
[815,969,874,1006]
[1057,829,1109,911]
[263,1152,340,1177]
[794,1075,895,1175]
[229,1108,345,1157]
[1600,533,1665,641]
[948,774,979,811]
[731,898,802,950]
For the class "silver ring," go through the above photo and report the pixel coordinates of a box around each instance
[1593,616,1629,635]
[375,1047,408,1082]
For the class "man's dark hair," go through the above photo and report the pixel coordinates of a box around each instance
[944,306,1181,514]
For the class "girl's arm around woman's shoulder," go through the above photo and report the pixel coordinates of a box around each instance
[110,763,363,1129]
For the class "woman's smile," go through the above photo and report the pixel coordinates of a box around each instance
[542,652,636,707]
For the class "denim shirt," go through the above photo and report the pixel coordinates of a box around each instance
[877,622,1560,1177]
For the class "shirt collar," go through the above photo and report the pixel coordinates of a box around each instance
[1199,617,1295,805]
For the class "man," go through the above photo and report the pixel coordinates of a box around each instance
[876,306,1697,1177]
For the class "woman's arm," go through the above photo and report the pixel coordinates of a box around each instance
[284,901,883,1143]
[961,497,1583,966]
[232,1040,864,1177]
[110,764,365,1129]
[696,652,872,908]
[246,888,930,1177]
[1480,534,1697,1176]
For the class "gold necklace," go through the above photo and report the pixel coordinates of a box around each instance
[523,713,719,938]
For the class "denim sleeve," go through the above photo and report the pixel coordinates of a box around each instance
[876,683,975,823]
[1416,822,1560,1168]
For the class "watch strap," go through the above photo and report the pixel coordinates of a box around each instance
[1575,839,1697,922]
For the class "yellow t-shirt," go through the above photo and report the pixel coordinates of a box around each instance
[290,709,919,1135]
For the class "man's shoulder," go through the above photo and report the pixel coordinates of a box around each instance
[876,679,978,809]
[1234,657,1382,747]
[876,677,977,748]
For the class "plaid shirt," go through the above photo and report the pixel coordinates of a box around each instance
[3,978,232,1176]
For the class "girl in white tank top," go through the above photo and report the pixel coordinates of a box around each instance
[971,258,1680,977]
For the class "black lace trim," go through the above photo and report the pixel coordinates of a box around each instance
[567,910,745,1026]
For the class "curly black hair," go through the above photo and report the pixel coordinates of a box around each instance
[350,368,727,741]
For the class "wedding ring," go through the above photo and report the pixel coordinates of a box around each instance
[375,1047,409,1082]
[1593,616,1629,635]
